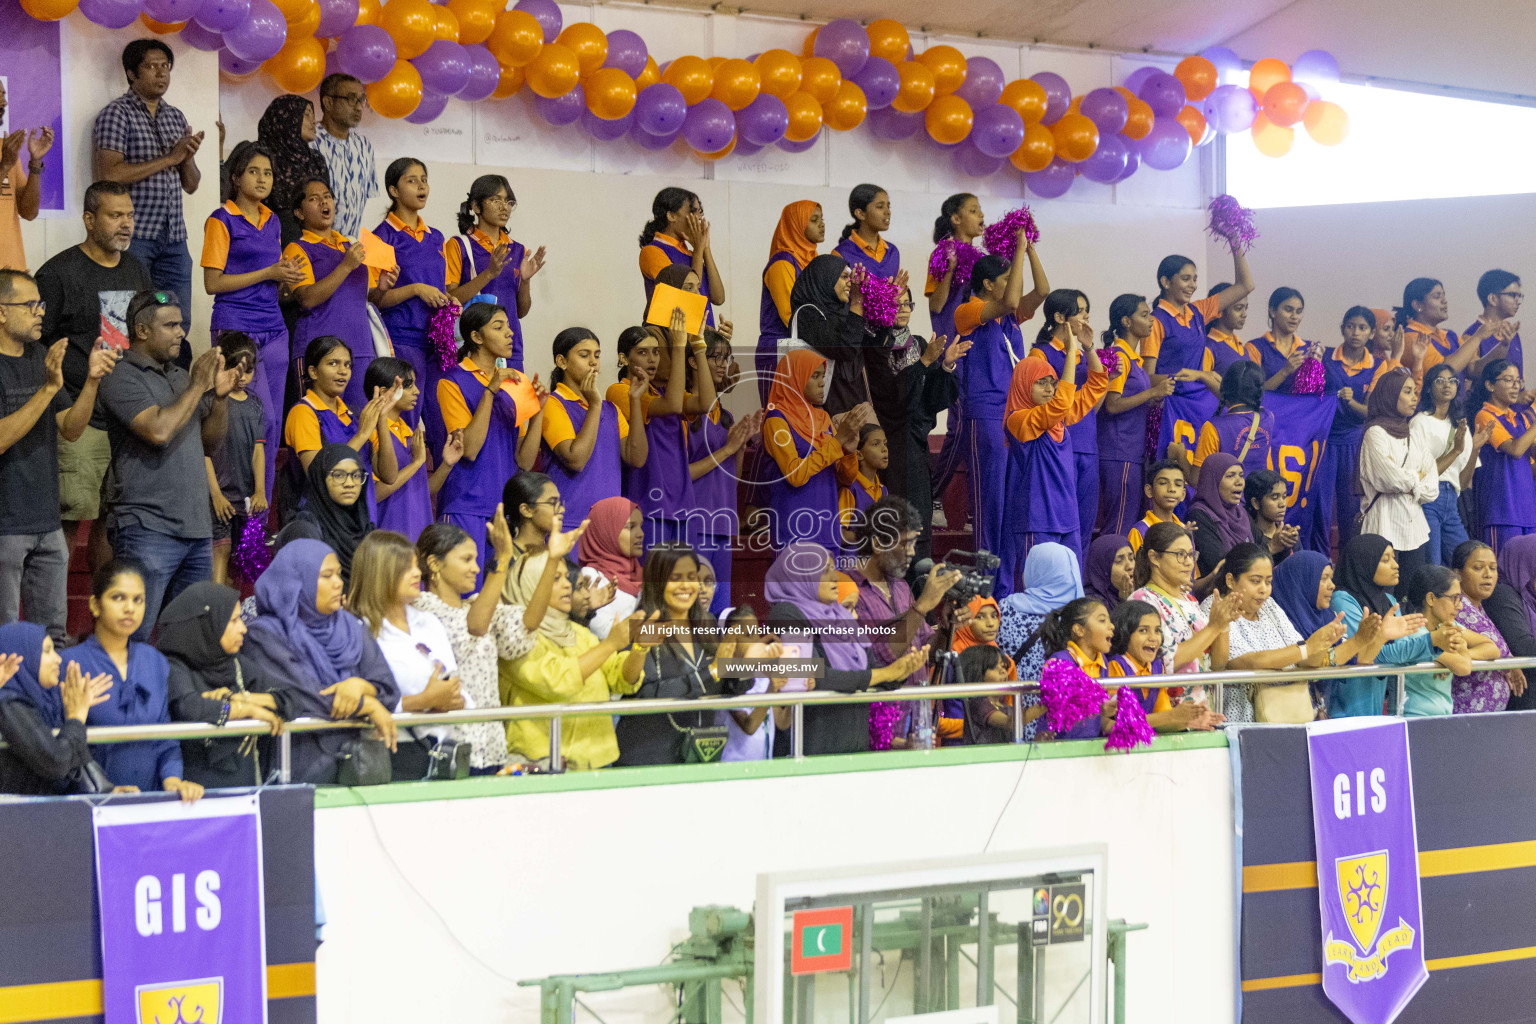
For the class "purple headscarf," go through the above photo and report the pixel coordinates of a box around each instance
[1084,534,1130,612]
[250,539,367,692]
[0,621,63,729]
[1189,452,1253,552]
[764,541,867,671]
[1497,535,1536,638]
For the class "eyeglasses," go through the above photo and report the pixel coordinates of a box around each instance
[1496,291,1524,302]
[482,195,514,208]
[327,469,365,484]
[1155,548,1195,563]
[327,92,367,107]
[1496,375,1523,386]
[0,299,44,315]
[529,496,565,509]
[706,351,731,364]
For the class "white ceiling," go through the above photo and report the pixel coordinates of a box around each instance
[702,0,1536,99]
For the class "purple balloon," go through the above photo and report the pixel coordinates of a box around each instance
[813,18,869,78]
[179,20,225,50]
[1079,87,1128,134]
[1123,66,1158,94]
[955,56,1004,108]
[1292,49,1340,87]
[1205,83,1257,133]
[633,83,687,137]
[315,0,357,37]
[1079,132,1130,183]
[733,138,763,157]
[457,45,500,103]
[971,104,1024,159]
[582,106,632,141]
[79,0,142,29]
[405,89,449,124]
[1200,46,1242,76]
[335,25,396,84]
[737,93,788,146]
[513,0,560,44]
[413,40,470,96]
[218,47,262,76]
[778,134,818,154]
[223,0,286,62]
[1138,117,1192,171]
[194,0,245,31]
[954,144,1005,178]
[144,0,200,23]
[534,90,583,127]
[1114,147,1141,183]
[1030,72,1071,125]
[603,29,647,77]
[1026,159,1075,199]
[852,57,899,111]
[1137,71,1186,118]
[867,105,922,141]
[683,98,735,153]
[628,118,678,151]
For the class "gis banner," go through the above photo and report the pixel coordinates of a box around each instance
[1307,718,1427,1024]
[0,1,67,214]
[94,795,268,1024]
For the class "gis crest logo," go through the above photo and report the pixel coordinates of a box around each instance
[136,978,222,1024]
[1324,851,1417,983]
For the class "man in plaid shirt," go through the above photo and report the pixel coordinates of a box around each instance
[91,39,203,368]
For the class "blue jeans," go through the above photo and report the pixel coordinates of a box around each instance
[1424,481,1468,566]
[128,234,194,368]
[109,521,212,640]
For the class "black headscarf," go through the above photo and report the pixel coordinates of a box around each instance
[790,254,855,335]
[256,95,330,237]
[1335,533,1396,617]
[789,253,870,415]
[158,582,244,692]
[298,444,373,580]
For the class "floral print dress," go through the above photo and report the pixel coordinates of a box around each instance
[1453,598,1512,713]
[415,592,535,769]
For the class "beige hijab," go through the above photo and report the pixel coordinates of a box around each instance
[503,548,577,646]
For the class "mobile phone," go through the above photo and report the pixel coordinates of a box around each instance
[495,357,508,370]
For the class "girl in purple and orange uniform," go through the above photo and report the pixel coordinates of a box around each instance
[838,423,888,547]
[1039,597,1117,739]
[1031,287,1104,558]
[926,193,984,341]
[1176,361,1275,485]
[638,187,723,328]
[1141,240,1253,400]
[372,158,453,425]
[1105,600,1225,732]
[284,178,399,409]
[437,302,547,577]
[688,328,758,613]
[365,357,452,544]
[1205,283,1260,377]
[1471,358,1536,552]
[1098,294,1175,537]
[202,141,302,503]
[446,174,546,372]
[756,200,822,401]
[543,327,649,534]
[1252,287,1318,395]
[833,183,900,282]
[1315,307,1395,552]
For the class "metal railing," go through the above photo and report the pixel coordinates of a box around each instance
[64,656,1536,785]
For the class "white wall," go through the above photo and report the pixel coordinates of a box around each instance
[311,746,1236,1024]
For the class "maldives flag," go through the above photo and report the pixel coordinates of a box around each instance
[790,906,854,975]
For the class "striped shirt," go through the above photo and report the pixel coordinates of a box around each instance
[311,126,377,239]
[92,92,191,243]
[1358,425,1439,553]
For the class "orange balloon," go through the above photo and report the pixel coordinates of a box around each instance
[557,22,607,75]
[784,91,823,142]
[432,5,458,42]
[1122,96,1153,140]
[636,55,660,90]
[925,94,973,145]
[823,80,867,131]
[354,0,378,26]
[662,55,713,106]
[20,0,78,21]
[1251,111,1294,157]
[800,56,841,105]
[271,0,308,23]
[1010,122,1055,172]
[379,0,435,59]
[447,0,495,45]
[693,136,736,161]
[488,10,542,68]
[753,50,801,99]
[493,63,525,99]
[139,13,184,32]
[710,58,760,111]
[892,61,936,114]
[801,27,818,58]
[1248,58,1290,101]
[1174,55,1218,101]
[999,79,1047,125]
[1174,104,1206,145]
[865,18,909,64]
[1262,81,1309,127]
[1050,112,1099,163]
[287,0,321,38]
[526,42,580,98]
[1302,100,1349,146]
[265,34,326,92]
[1068,94,1082,116]
[918,45,966,96]
[584,67,636,120]
[706,55,727,72]
[367,60,423,118]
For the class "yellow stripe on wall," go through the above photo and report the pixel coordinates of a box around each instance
[1242,944,1536,992]
[0,964,315,1024]
[1243,839,1536,894]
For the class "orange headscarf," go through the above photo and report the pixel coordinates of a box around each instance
[769,200,820,270]
[767,349,832,445]
[1003,356,1064,442]
[952,596,1017,675]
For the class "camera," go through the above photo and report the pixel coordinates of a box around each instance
[913,549,1001,604]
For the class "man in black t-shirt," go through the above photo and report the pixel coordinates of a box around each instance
[0,269,118,640]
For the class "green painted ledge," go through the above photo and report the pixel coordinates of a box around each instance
[313,731,1230,809]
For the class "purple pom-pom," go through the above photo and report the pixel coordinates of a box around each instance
[230,514,271,583]
[1293,356,1326,395]
[1104,686,1156,751]
[928,238,983,291]
[868,701,904,751]
[1143,401,1165,463]
[1096,347,1120,379]
[982,206,1040,263]
[429,303,464,374]
[1039,657,1106,734]
[860,271,901,328]
[1208,194,1259,255]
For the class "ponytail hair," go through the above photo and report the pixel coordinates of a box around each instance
[841,183,886,241]
[1396,277,1441,330]
[457,174,514,235]
[549,327,598,390]
[932,192,975,244]
[1039,597,1107,656]
[384,157,426,216]
[639,187,699,248]
[416,522,473,590]
[614,325,652,381]
[457,301,508,360]
[968,253,1008,296]
[1218,360,1265,413]
[1403,563,1457,615]
[1213,542,1270,595]
[1034,288,1088,346]
[1469,357,1513,414]
[1109,599,1160,658]
[1133,522,1193,589]
[1103,293,1146,348]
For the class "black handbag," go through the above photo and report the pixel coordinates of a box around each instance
[424,737,470,780]
[337,737,392,786]
[666,652,727,764]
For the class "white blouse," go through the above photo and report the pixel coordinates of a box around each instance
[1408,412,1477,492]
[1359,425,1439,552]
[588,589,640,640]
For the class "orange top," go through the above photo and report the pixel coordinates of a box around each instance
[766,349,832,444]
[541,382,629,449]
[200,199,273,269]
[768,200,819,268]
[1143,295,1223,359]
[445,225,509,287]
[843,230,888,265]
[282,390,352,453]
[437,357,530,435]
[283,230,382,288]
[1004,358,1108,444]
[639,232,691,280]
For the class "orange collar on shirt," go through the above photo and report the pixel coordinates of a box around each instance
[300,228,350,252]
[1407,319,1450,345]
[386,210,431,242]
[1067,641,1105,678]
[554,381,589,409]
[1263,331,1304,358]
[1156,298,1196,327]
[388,415,412,445]
[471,226,511,252]
[652,232,691,255]
[1144,509,1183,528]
[1207,328,1244,354]
[1115,337,1144,367]
[1332,344,1374,375]
[853,470,882,502]
[223,198,271,229]
[459,356,519,397]
[304,389,352,423]
[848,231,888,263]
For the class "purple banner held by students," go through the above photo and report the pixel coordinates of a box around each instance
[0,2,65,213]
[93,796,268,1024]
[1307,718,1428,1024]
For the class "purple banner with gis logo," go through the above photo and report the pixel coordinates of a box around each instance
[0,1,66,214]
[93,796,268,1024]
[1307,718,1428,1024]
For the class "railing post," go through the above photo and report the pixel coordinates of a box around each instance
[1012,688,1025,744]
[1396,672,1407,717]
[548,716,565,773]
[278,730,291,784]
[791,703,805,760]
[1214,680,1224,717]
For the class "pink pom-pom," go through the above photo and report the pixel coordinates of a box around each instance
[230,514,271,583]
[1207,194,1259,255]
[1039,658,1106,734]
[429,303,464,374]
[1293,357,1326,396]
[982,206,1040,263]
[928,239,983,292]
[868,701,904,751]
[1096,347,1120,379]
[1104,687,1156,752]
[860,272,902,328]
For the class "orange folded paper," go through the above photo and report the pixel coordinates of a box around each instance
[357,228,398,272]
[501,371,543,426]
[645,283,708,337]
